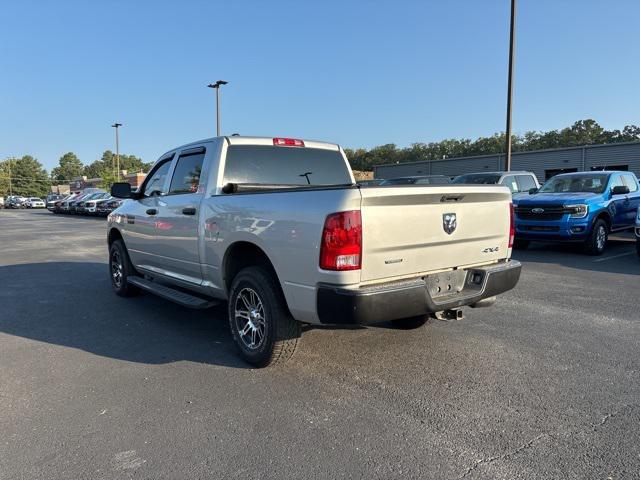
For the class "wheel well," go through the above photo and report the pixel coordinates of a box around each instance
[108,227,123,246]
[223,242,279,293]
[594,212,612,231]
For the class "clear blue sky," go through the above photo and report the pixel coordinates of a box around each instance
[1,0,638,171]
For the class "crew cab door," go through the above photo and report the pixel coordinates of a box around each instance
[622,173,640,225]
[152,146,207,285]
[609,174,631,229]
[122,157,173,269]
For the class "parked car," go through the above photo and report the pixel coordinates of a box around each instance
[83,194,113,215]
[635,207,640,258]
[106,135,521,367]
[379,175,452,186]
[58,193,83,213]
[453,171,540,195]
[513,171,640,255]
[356,179,384,186]
[6,196,27,208]
[64,189,105,214]
[97,198,123,216]
[46,194,64,211]
[76,192,110,214]
[25,197,46,208]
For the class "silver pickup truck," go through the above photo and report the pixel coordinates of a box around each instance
[107,136,521,367]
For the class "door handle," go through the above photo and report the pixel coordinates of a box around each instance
[182,207,196,215]
[146,208,157,215]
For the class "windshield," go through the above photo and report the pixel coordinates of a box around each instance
[452,173,501,184]
[539,174,609,194]
[223,145,352,186]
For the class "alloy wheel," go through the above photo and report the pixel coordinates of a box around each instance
[234,287,266,350]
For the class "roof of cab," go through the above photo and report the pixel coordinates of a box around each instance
[160,135,341,159]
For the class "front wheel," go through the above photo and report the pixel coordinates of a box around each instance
[228,266,301,367]
[584,219,608,256]
[108,239,140,297]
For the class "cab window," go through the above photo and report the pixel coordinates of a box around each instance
[516,175,537,192]
[143,160,172,197]
[622,174,638,192]
[609,175,625,191]
[169,149,205,195]
[501,175,519,193]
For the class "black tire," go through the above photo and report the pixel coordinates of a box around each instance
[584,219,608,256]
[636,240,640,258]
[228,266,301,367]
[108,239,140,297]
[390,315,428,329]
[513,239,530,250]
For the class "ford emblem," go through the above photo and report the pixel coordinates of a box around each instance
[531,208,545,214]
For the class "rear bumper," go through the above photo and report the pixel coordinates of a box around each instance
[316,260,522,325]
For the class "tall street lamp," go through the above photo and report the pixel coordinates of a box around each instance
[504,0,517,171]
[111,123,122,180]
[207,80,228,136]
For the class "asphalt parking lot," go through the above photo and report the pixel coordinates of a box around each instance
[1,209,638,479]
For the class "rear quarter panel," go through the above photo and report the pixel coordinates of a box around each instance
[200,187,362,323]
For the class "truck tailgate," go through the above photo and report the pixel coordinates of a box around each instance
[359,185,512,282]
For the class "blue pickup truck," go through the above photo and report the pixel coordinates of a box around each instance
[636,207,640,257]
[512,171,640,255]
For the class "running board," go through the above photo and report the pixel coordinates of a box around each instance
[128,276,220,309]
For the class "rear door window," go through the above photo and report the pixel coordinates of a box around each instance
[169,150,205,195]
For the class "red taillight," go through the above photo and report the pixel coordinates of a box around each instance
[319,210,362,271]
[509,202,515,248]
[273,137,305,147]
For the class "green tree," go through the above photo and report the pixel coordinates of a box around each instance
[343,119,640,171]
[84,150,151,178]
[1,156,50,197]
[51,152,84,182]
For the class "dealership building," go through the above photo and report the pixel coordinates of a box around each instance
[373,141,640,182]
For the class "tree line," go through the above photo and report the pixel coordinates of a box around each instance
[2,119,639,197]
[343,119,640,172]
[0,151,151,197]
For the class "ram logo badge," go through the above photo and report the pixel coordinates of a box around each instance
[443,213,457,235]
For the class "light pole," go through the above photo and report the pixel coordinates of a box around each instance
[504,0,517,171]
[111,123,122,180]
[207,80,228,136]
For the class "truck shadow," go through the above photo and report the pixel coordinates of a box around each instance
[0,262,250,369]
[512,235,639,276]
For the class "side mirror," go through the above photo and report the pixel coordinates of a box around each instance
[528,188,538,194]
[611,185,630,195]
[111,182,132,198]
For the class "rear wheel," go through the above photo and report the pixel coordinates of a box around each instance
[109,239,140,297]
[584,219,608,256]
[228,266,301,367]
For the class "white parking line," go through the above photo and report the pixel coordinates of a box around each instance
[593,252,635,262]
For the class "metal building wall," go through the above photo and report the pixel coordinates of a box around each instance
[585,143,640,172]
[373,141,640,180]
[511,147,583,181]
[430,155,501,176]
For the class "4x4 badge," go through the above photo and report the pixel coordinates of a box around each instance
[443,213,457,234]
